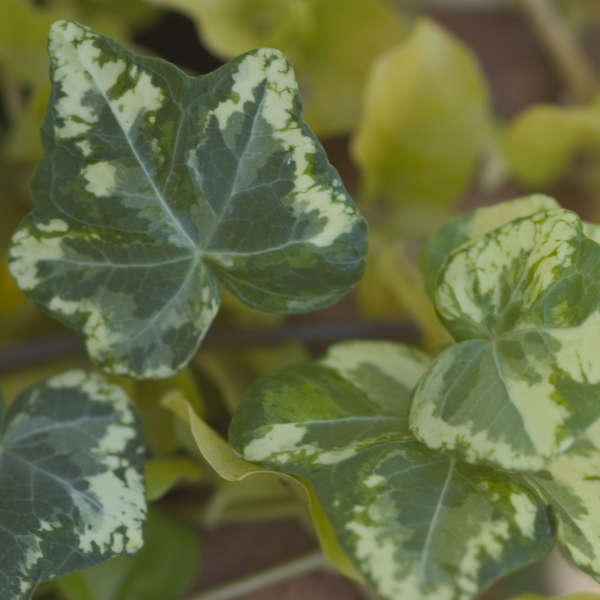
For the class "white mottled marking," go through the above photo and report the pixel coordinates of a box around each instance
[83,161,117,197]
[9,227,66,290]
[456,519,509,596]
[509,492,537,539]
[209,50,357,248]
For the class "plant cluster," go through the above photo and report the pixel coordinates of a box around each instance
[4,3,600,600]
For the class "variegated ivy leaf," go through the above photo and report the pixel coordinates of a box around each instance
[411,208,600,471]
[230,341,554,600]
[419,194,559,298]
[9,20,367,379]
[0,370,146,600]
[520,419,600,580]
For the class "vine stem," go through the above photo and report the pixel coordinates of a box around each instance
[520,0,597,103]
[188,551,328,600]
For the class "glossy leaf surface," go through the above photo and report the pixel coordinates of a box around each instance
[230,341,553,600]
[9,20,367,378]
[0,370,146,600]
[411,208,600,470]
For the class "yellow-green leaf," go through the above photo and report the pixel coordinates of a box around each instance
[351,18,491,225]
[503,97,600,187]
[146,0,407,135]
[145,456,206,501]
[162,389,363,582]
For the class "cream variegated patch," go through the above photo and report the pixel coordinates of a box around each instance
[322,340,429,392]
[436,210,579,333]
[242,422,364,466]
[50,21,163,141]
[469,195,559,239]
[509,492,537,539]
[83,161,118,197]
[9,226,67,291]
[208,49,357,248]
[535,445,600,572]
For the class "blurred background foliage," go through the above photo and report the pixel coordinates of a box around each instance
[4,0,600,598]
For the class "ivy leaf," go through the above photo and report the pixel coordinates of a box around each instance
[146,0,407,135]
[521,419,600,580]
[503,98,600,187]
[351,19,491,227]
[8,20,367,379]
[56,508,199,600]
[0,370,146,600]
[229,341,553,600]
[162,389,363,582]
[419,194,559,298]
[411,208,600,470]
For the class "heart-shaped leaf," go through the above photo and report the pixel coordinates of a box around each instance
[229,341,553,600]
[411,208,600,470]
[9,20,367,379]
[0,370,146,600]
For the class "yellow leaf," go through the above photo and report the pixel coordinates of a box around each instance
[503,96,600,186]
[162,391,364,582]
[145,456,207,501]
[352,18,491,229]
[146,0,406,135]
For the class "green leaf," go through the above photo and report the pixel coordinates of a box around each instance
[146,0,407,135]
[503,98,600,187]
[419,194,559,298]
[411,208,600,470]
[351,19,491,221]
[56,508,199,600]
[0,370,146,600]
[521,419,600,580]
[145,456,205,501]
[162,389,363,582]
[230,341,553,600]
[8,20,367,379]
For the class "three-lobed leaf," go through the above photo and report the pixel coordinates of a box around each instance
[412,204,600,471]
[229,341,554,600]
[9,20,367,379]
[0,370,146,600]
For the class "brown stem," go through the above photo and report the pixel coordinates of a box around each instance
[520,0,597,103]
[0,320,421,373]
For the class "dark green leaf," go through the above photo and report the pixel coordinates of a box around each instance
[0,370,146,600]
[9,20,367,378]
